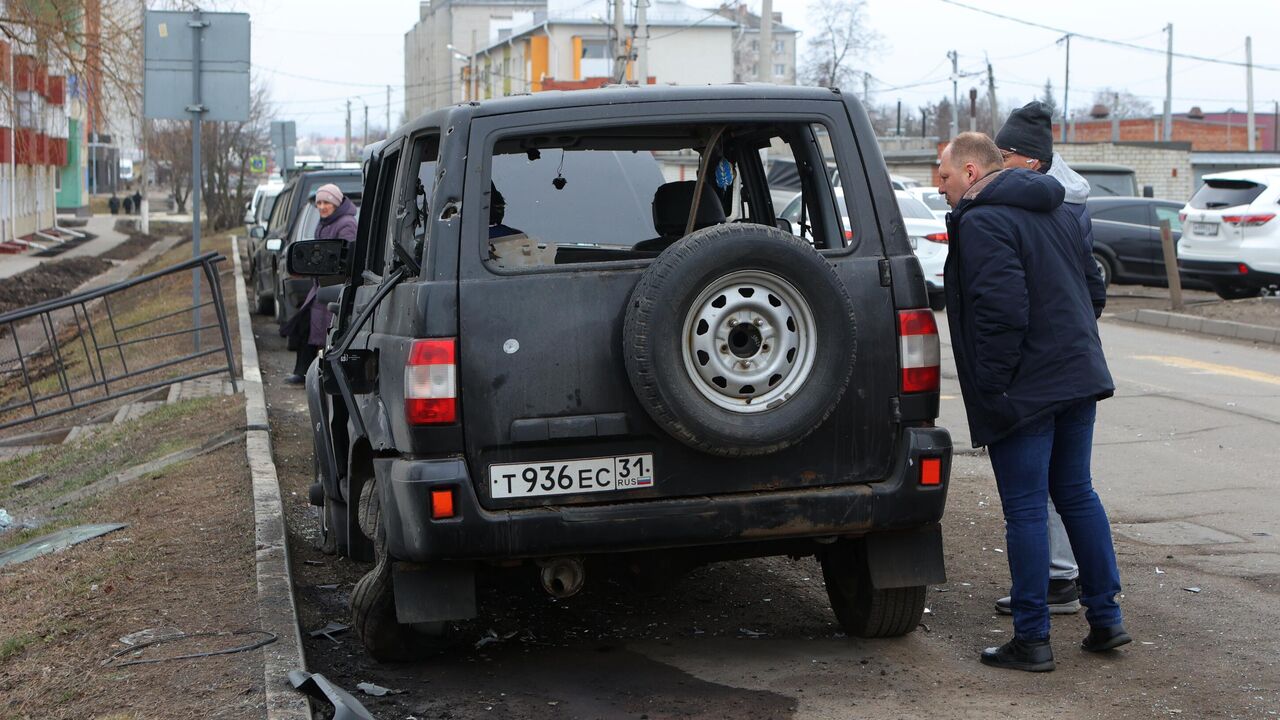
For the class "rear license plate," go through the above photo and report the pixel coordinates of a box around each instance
[1193,222,1219,236]
[489,454,655,499]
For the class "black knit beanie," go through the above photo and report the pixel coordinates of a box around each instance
[995,101,1054,162]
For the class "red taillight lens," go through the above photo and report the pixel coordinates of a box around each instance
[1178,212,1187,223]
[430,488,455,519]
[1239,263,1250,275]
[405,338,457,425]
[898,309,940,393]
[923,232,949,244]
[920,457,942,486]
[1222,213,1274,227]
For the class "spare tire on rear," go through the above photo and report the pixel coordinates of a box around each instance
[623,224,857,456]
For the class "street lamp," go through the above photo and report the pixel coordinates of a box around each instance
[446,44,472,102]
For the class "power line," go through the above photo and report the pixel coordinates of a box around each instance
[937,0,1280,72]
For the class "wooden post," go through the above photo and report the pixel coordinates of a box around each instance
[1160,219,1183,311]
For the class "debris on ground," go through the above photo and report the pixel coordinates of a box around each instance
[119,627,184,646]
[356,681,402,697]
[1183,587,1202,594]
[474,628,519,649]
[103,630,277,667]
[0,508,12,531]
[13,473,49,490]
[308,621,350,643]
[289,670,377,720]
[0,523,128,567]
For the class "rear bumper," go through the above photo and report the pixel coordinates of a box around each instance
[1178,259,1280,287]
[376,426,952,562]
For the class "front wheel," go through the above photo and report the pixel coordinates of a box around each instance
[820,541,925,638]
[1092,252,1113,289]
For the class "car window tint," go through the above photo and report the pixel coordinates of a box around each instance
[1092,204,1147,225]
[1080,172,1137,197]
[919,192,950,212]
[1189,179,1266,209]
[1154,205,1183,233]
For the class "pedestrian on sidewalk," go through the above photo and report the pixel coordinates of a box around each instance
[937,132,1130,673]
[108,194,120,215]
[122,195,133,215]
[279,183,357,385]
[988,101,1109,617]
[132,190,143,216]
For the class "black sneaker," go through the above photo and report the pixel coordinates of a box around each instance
[1082,624,1132,652]
[980,636,1056,672]
[995,578,1082,615]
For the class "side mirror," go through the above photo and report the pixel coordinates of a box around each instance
[265,238,283,252]
[775,218,794,235]
[287,238,350,277]
[1143,185,1155,198]
[249,225,266,239]
[243,210,254,224]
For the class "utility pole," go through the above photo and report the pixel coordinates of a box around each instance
[1059,33,1071,143]
[1163,23,1173,142]
[987,59,999,137]
[1246,36,1255,151]
[896,99,902,136]
[345,99,352,161]
[190,8,208,352]
[948,50,958,139]
[636,0,649,85]
[386,85,391,138]
[1111,92,1120,142]
[863,72,870,104]
[139,118,149,234]
[363,102,369,150]
[968,87,977,132]
[759,0,772,84]
[920,108,927,139]
[614,0,626,83]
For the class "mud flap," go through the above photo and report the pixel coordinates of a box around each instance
[864,523,946,589]
[392,561,478,624]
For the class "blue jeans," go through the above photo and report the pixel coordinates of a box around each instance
[987,399,1122,640]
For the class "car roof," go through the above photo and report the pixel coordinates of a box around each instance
[1086,196,1180,206]
[280,168,363,192]
[402,84,844,134]
[1071,163,1135,173]
[1201,167,1280,183]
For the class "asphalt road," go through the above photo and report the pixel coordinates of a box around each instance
[258,303,1280,719]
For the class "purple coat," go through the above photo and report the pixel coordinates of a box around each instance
[303,198,357,345]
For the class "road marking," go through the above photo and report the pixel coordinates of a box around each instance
[1132,355,1280,387]
[940,394,958,400]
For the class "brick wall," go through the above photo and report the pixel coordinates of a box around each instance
[1052,118,1258,151]
[1055,143,1194,202]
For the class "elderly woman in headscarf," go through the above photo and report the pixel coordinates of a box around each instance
[282,183,357,384]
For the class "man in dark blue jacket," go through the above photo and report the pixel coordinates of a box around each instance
[938,132,1130,672]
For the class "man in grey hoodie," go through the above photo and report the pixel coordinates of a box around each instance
[989,100,1109,616]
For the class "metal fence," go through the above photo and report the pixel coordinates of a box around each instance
[0,252,237,433]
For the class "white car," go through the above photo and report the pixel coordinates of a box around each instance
[910,188,952,223]
[1178,169,1280,299]
[779,189,948,309]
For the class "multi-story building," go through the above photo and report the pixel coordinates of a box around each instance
[404,0,546,121]
[715,2,797,85]
[463,0,736,100]
[1,36,70,243]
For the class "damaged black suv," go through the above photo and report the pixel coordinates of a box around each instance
[288,84,952,660]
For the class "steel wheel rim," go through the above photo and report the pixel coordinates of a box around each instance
[680,269,818,414]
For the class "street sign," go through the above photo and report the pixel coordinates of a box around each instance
[249,156,267,173]
[143,11,250,122]
[270,121,296,171]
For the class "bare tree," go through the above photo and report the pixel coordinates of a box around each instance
[1039,79,1060,120]
[200,83,272,230]
[151,120,192,214]
[799,0,881,91]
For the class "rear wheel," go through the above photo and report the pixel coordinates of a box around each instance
[351,553,421,662]
[820,541,925,638]
[1092,252,1113,289]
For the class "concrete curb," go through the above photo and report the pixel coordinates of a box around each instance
[231,236,311,720]
[1108,308,1280,345]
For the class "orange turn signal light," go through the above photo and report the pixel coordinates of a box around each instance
[430,488,455,519]
[920,457,942,486]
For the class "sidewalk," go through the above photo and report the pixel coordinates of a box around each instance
[0,214,134,280]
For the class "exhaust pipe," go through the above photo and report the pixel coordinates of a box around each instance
[539,557,585,598]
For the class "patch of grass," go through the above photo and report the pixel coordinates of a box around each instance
[1,633,35,661]
[0,394,243,552]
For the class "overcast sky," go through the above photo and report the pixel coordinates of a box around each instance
[245,0,1280,138]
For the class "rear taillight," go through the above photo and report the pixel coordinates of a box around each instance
[1239,263,1250,275]
[405,338,457,425]
[898,309,940,393]
[923,232,948,244]
[920,457,942,486]
[1178,212,1187,223]
[1221,213,1275,227]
